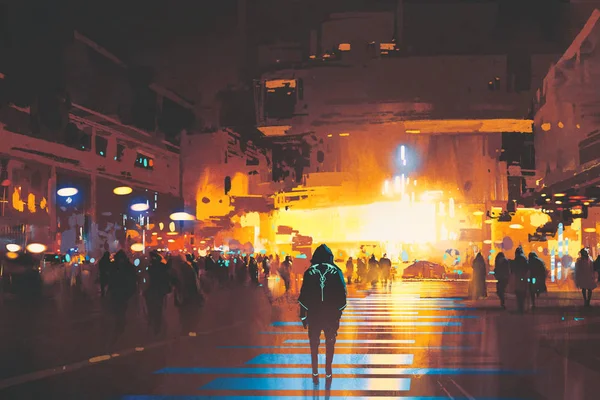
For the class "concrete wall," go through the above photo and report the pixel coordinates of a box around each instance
[181,130,271,222]
[534,10,600,186]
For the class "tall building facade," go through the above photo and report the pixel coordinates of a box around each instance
[1,27,194,257]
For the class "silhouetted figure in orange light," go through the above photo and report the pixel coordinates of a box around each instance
[511,247,529,314]
[280,255,293,291]
[528,251,547,308]
[494,252,509,309]
[379,254,392,285]
[575,248,596,307]
[298,244,347,385]
[469,253,487,299]
[345,257,354,285]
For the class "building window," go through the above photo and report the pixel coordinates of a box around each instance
[115,143,125,162]
[264,79,297,119]
[95,135,108,157]
[338,43,351,51]
[79,132,92,152]
[134,153,154,170]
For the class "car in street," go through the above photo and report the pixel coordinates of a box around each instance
[402,260,447,279]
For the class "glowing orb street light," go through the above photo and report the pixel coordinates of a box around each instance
[131,243,145,252]
[6,252,18,259]
[57,187,78,197]
[6,244,21,252]
[169,212,196,221]
[169,222,176,232]
[131,202,149,212]
[113,186,133,195]
[26,243,47,254]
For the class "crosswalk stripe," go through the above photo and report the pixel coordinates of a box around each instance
[260,331,482,335]
[340,316,478,319]
[216,346,472,350]
[271,321,462,327]
[156,367,532,376]
[123,396,528,400]
[198,377,412,391]
[285,339,415,344]
[245,354,414,365]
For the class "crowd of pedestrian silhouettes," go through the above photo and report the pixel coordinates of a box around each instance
[96,249,295,345]
[470,246,600,313]
[344,253,394,286]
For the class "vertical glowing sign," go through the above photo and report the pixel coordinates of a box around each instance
[557,223,564,281]
[550,248,555,282]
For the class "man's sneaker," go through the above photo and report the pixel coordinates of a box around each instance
[312,373,319,385]
[326,374,333,381]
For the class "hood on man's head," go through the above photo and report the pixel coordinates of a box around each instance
[311,244,334,265]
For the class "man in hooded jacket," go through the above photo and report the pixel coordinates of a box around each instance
[298,244,347,384]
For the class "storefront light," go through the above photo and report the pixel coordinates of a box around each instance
[131,243,144,252]
[6,244,21,252]
[113,186,133,195]
[6,252,18,259]
[473,211,484,216]
[484,219,493,224]
[509,224,524,230]
[169,222,176,232]
[57,187,78,197]
[131,202,149,212]
[26,243,47,253]
[584,228,596,233]
[170,212,196,221]
[168,239,175,243]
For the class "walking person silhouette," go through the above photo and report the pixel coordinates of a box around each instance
[298,244,347,385]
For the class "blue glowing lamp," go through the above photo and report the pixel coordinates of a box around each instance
[57,187,78,197]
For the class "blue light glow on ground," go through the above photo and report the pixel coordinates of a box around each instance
[156,367,532,376]
[122,396,531,400]
[198,377,412,391]
[245,354,414,365]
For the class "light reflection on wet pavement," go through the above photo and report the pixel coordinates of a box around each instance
[0,280,599,399]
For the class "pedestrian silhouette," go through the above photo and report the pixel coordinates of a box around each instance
[298,244,347,384]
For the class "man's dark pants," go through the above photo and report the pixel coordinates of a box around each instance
[308,317,340,376]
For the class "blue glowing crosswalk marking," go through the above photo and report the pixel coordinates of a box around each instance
[285,339,415,344]
[199,377,412,391]
[129,292,530,400]
[123,397,530,400]
[272,321,462,327]
[156,367,532,376]
[245,353,414,365]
